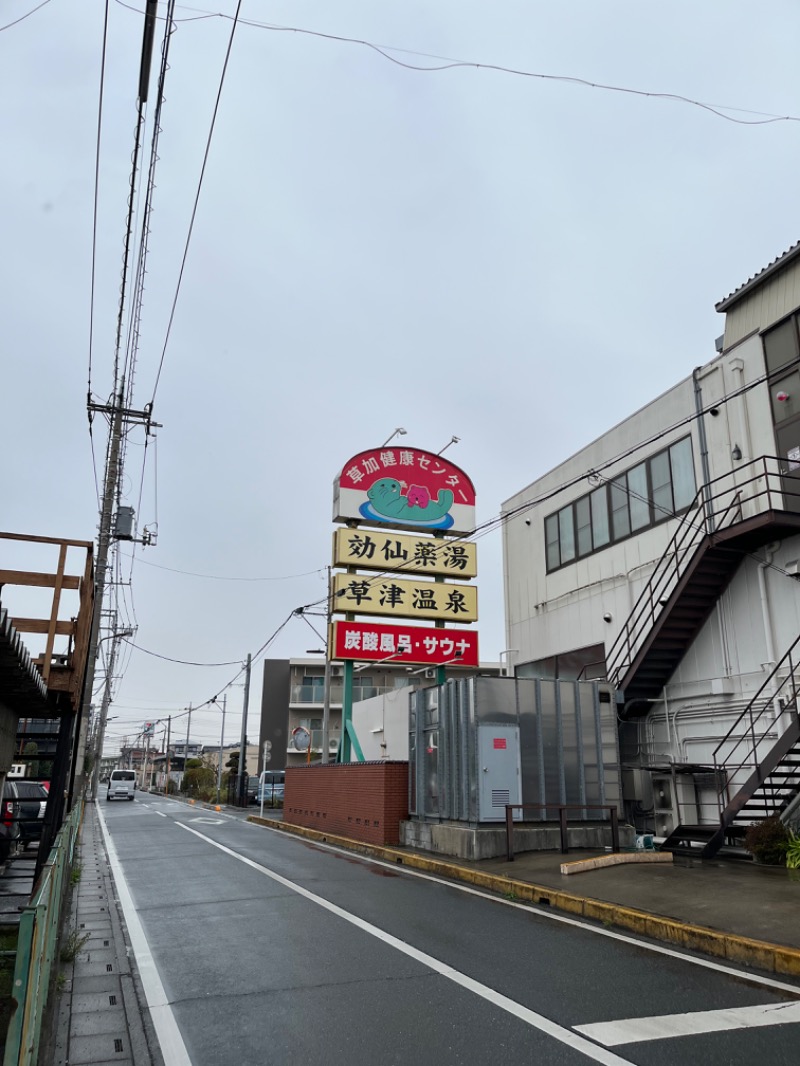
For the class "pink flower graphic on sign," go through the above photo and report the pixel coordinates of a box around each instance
[406,485,431,509]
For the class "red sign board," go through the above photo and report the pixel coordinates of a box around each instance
[493,738,507,750]
[331,621,479,668]
[334,447,476,535]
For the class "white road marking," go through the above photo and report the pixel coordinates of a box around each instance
[186,817,225,825]
[269,831,800,998]
[175,822,628,1066]
[575,1000,800,1046]
[154,811,167,817]
[97,806,192,1066]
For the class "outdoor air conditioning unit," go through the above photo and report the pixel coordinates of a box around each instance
[424,668,436,679]
[331,666,343,676]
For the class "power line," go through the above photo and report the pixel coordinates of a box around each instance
[149,0,243,407]
[118,553,325,582]
[121,639,243,667]
[0,0,53,32]
[112,0,800,127]
[87,0,111,510]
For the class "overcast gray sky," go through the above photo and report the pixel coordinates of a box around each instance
[3,0,799,753]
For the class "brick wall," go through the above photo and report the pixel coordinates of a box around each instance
[285,762,409,846]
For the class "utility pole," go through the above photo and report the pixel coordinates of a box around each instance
[216,693,227,803]
[142,730,151,791]
[74,2,163,807]
[165,715,171,795]
[237,654,252,806]
[90,625,132,800]
[183,704,192,793]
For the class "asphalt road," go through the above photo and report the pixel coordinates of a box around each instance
[100,796,800,1066]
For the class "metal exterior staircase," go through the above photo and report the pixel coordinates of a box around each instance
[606,457,800,709]
[661,634,800,859]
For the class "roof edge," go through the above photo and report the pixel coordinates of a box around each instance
[716,239,800,313]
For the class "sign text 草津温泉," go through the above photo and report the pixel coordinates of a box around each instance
[332,573,477,623]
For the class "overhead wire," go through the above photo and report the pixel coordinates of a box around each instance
[87,0,111,508]
[149,0,243,407]
[118,553,326,582]
[0,0,54,32]
[112,0,800,127]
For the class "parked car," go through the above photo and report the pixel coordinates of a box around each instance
[256,772,285,805]
[106,769,137,801]
[246,776,260,804]
[1,779,48,854]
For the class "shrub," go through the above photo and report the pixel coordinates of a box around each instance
[744,816,790,865]
[785,830,800,870]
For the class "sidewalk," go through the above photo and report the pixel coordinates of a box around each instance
[250,815,800,980]
[43,803,162,1066]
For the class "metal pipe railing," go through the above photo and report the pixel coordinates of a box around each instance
[607,456,789,687]
[505,803,619,860]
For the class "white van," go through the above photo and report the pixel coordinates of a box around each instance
[107,769,136,801]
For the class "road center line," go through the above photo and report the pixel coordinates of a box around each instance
[174,821,629,1066]
[575,1000,800,1046]
[97,806,192,1066]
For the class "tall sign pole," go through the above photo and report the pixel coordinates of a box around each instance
[321,567,333,764]
[330,445,479,762]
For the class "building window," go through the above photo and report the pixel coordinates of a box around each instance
[544,436,696,571]
[763,315,800,377]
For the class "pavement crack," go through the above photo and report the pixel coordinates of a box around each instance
[167,971,437,1008]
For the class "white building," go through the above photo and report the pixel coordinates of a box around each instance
[502,240,800,853]
[259,657,502,768]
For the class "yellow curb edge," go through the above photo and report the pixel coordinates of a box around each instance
[247,815,800,978]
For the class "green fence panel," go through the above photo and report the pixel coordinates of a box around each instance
[3,803,82,1066]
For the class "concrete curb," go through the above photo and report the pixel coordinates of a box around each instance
[248,815,800,979]
[560,852,673,874]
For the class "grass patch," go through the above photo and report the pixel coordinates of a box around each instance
[59,929,90,964]
[70,863,82,886]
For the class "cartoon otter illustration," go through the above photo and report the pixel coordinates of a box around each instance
[365,478,454,524]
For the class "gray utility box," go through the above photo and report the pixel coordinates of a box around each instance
[477,724,522,822]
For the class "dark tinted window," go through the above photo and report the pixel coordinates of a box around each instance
[15,782,47,799]
[545,436,695,571]
[113,771,136,781]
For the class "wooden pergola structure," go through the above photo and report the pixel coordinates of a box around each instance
[0,532,95,863]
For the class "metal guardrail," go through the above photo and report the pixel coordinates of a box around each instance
[712,633,800,818]
[605,456,797,688]
[3,802,82,1066]
[505,804,620,860]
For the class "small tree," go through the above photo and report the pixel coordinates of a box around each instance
[23,742,40,778]
[744,817,790,865]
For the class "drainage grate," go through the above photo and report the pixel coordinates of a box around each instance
[106,964,113,972]
[114,1038,124,1053]
[109,995,117,1005]
[104,940,109,946]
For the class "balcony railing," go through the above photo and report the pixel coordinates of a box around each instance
[290,683,419,704]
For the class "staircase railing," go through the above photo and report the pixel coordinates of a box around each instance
[606,456,790,688]
[712,633,800,820]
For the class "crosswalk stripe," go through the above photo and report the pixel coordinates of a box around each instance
[575,1000,800,1046]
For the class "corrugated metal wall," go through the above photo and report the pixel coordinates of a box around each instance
[409,676,621,824]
